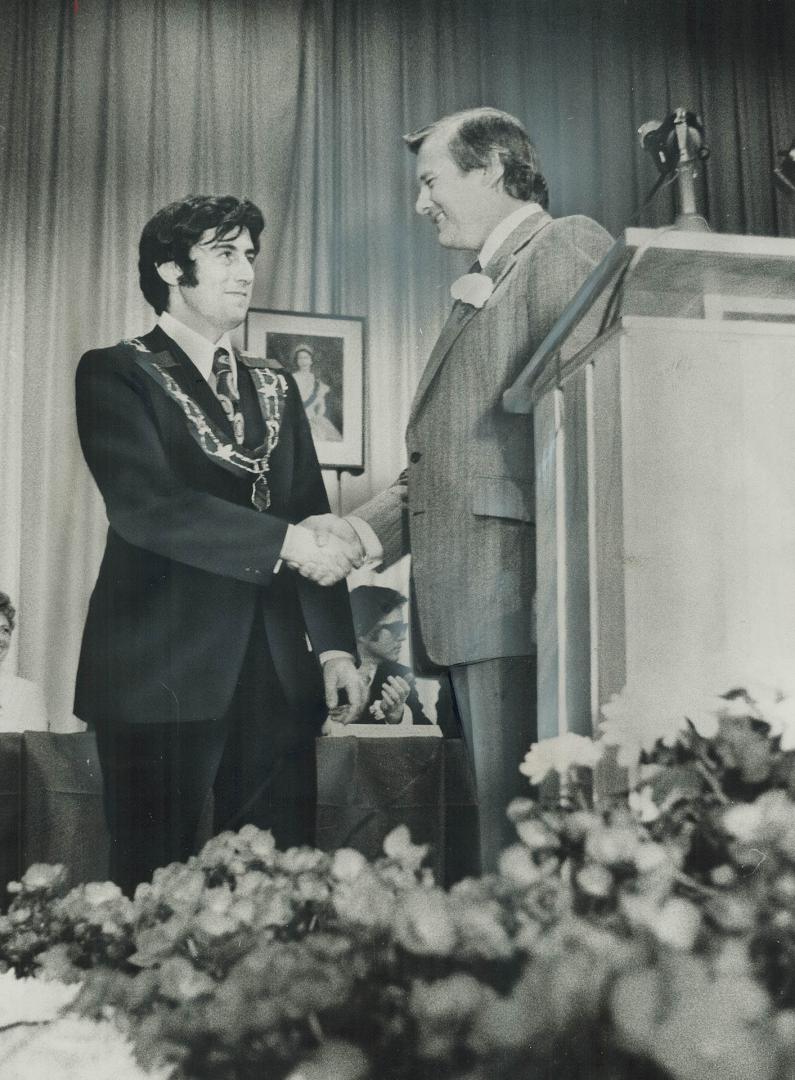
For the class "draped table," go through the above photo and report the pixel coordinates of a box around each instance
[0,731,479,902]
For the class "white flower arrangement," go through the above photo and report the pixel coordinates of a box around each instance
[519,732,603,785]
[599,683,721,767]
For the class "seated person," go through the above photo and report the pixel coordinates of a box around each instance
[0,592,48,731]
[348,586,433,725]
[348,586,463,735]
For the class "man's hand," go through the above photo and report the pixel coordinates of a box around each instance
[301,514,366,567]
[322,656,366,725]
[375,675,411,723]
[281,524,356,586]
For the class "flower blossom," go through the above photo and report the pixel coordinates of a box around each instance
[519,732,603,785]
[749,685,795,751]
[383,826,428,873]
[450,272,494,308]
[599,683,721,767]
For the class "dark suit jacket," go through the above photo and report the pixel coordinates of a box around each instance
[74,325,356,727]
[358,212,613,670]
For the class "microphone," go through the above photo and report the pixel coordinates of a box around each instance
[638,116,678,175]
[774,140,795,198]
[636,109,709,228]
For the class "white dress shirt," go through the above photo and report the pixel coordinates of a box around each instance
[477,200,544,269]
[157,310,237,394]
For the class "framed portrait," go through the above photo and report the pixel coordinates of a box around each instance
[245,308,365,470]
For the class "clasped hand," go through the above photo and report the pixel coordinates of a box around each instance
[283,515,364,586]
[371,675,411,723]
[322,656,366,725]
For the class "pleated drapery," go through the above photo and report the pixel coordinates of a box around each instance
[1,0,793,726]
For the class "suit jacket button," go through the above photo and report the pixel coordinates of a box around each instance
[410,451,422,463]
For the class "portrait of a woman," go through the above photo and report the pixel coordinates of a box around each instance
[291,343,343,442]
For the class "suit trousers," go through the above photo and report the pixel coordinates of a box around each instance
[449,655,537,874]
[94,614,320,896]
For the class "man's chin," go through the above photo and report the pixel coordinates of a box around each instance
[436,230,471,252]
[222,305,250,329]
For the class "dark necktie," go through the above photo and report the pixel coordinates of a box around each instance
[212,347,245,446]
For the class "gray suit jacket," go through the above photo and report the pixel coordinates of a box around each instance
[358,211,613,671]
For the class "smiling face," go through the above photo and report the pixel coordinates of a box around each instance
[0,614,11,668]
[414,130,500,252]
[163,226,256,342]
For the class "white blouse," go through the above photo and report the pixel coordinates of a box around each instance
[0,673,48,732]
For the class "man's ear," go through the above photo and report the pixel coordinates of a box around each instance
[155,260,182,287]
[483,149,505,190]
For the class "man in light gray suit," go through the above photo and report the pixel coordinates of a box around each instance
[309,108,612,870]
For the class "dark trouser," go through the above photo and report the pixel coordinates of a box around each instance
[94,619,321,896]
[449,655,537,875]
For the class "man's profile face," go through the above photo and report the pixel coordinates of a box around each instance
[170,226,256,339]
[414,131,495,252]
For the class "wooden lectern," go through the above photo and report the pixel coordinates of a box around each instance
[504,228,795,741]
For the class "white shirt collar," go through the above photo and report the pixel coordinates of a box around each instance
[157,311,235,386]
[478,201,544,269]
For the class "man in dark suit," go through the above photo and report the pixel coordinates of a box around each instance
[74,194,364,894]
[307,109,612,870]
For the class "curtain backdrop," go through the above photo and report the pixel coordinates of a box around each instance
[1,0,793,727]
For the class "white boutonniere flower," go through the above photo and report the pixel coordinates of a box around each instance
[450,272,494,309]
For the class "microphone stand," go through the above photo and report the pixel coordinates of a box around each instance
[672,107,710,231]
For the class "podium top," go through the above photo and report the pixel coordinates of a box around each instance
[504,227,795,413]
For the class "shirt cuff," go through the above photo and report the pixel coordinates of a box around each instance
[345,515,383,567]
[319,650,355,665]
[275,522,305,574]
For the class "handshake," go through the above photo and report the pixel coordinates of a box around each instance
[281,514,366,586]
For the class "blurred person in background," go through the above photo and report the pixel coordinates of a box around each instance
[349,586,432,726]
[347,585,458,735]
[0,592,48,732]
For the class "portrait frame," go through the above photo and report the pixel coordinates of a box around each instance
[245,308,365,471]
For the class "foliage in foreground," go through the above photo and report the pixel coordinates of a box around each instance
[4,681,795,1079]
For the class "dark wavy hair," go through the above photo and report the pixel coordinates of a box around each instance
[0,592,16,630]
[404,107,549,209]
[349,586,407,639]
[138,195,265,314]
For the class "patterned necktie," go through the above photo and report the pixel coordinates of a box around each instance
[212,347,245,446]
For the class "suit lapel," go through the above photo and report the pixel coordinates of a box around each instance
[409,210,553,422]
[140,325,234,437]
[409,301,478,419]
